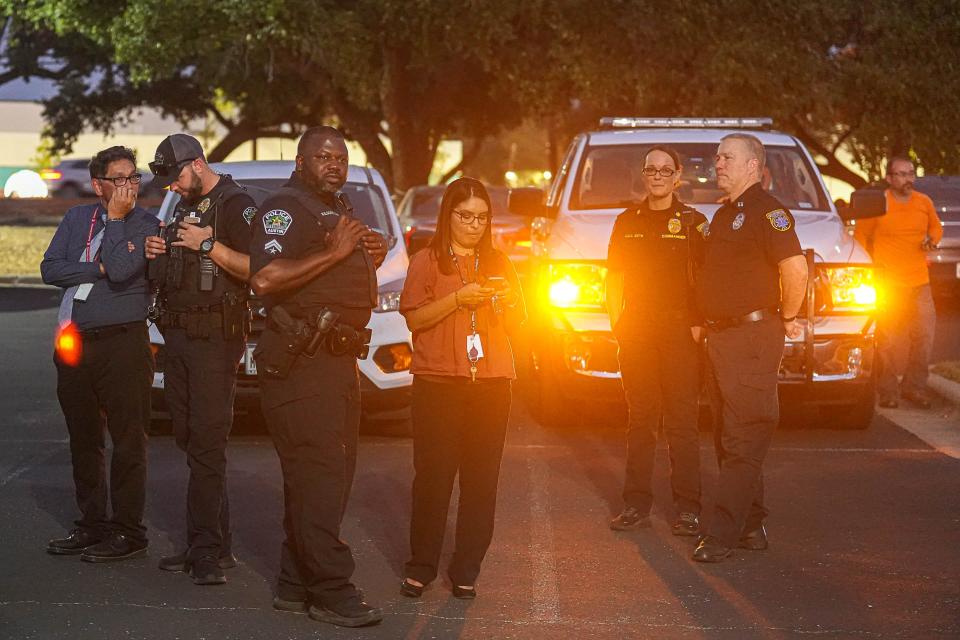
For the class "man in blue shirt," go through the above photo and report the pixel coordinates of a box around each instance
[41,146,159,562]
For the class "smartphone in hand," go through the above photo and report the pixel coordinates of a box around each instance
[486,276,507,290]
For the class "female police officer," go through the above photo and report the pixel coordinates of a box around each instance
[606,145,707,536]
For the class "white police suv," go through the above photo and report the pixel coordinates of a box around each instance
[509,118,883,430]
[149,161,413,424]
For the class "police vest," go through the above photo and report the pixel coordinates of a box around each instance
[163,176,249,309]
[278,186,377,314]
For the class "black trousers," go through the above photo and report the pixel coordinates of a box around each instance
[163,327,243,561]
[618,321,701,516]
[405,377,511,587]
[260,350,361,607]
[54,322,152,543]
[704,316,784,547]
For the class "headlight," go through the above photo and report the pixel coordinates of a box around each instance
[544,263,607,309]
[822,267,877,312]
[375,279,403,313]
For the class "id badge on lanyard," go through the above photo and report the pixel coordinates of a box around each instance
[451,247,484,382]
[74,207,101,302]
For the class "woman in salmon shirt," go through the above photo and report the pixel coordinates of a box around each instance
[398,177,526,599]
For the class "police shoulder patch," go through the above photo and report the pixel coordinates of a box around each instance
[242,206,258,226]
[765,209,792,232]
[263,209,293,235]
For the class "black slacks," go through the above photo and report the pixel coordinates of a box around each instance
[259,348,361,607]
[618,320,702,516]
[405,376,511,587]
[54,321,152,543]
[163,327,243,561]
[704,315,784,547]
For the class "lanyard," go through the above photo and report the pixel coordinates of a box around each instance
[449,247,480,335]
[85,206,101,262]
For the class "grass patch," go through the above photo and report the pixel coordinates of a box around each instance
[931,361,960,384]
[0,226,57,276]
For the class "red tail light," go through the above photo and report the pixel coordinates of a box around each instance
[55,322,82,367]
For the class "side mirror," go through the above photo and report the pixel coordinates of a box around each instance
[508,187,550,219]
[842,189,886,221]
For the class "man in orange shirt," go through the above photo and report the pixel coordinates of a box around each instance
[855,157,943,408]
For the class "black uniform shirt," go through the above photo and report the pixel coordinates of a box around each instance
[165,175,256,309]
[607,196,707,335]
[249,172,376,328]
[695,182,802,320]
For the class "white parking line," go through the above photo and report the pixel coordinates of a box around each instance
[527,457,560,623]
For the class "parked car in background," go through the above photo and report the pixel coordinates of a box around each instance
[510,117,883,430]
[396,184,532,269]
[149,161,413,426]
[41,158,165,199]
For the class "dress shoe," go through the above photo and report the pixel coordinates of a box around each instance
[671,512,700,537]
[901,390,932,409]
[47,529,102,555]
[308,597,383,628]
[692,536,733,563]
[80,533,147,563]
[158,550,238,572]
[190,555,227,585]
[609,506,651,531]
[400,579,424,598]
[878,397,899,409]
[452,584,477,599]
[738,525,769,550]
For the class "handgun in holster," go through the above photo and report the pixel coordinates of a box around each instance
[254,306,313,379]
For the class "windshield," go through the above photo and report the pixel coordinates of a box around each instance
[572,143,829,211]
[237,178,395,239]
[406,186,524,226]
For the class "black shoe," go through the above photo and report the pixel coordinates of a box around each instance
[878,397,899,409]
[692,536,733,563]
[80,533,147,563]
[273,596,308,614]
[158,550,238,572]
[190,555,227,585]
[308,597,383,628]
[901,390,932,409]
[47,529,102,555]
[739,525,769,551]
[400,579,424,598]
[452,584,477,599]
[671,512,700,537]
[609,507,651,531]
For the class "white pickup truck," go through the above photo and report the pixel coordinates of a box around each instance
[509,117,884,430]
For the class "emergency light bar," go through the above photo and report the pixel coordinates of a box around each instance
[599,117,774,130]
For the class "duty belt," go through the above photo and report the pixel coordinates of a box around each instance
[268,306,372,359]
[162,306,224,330]
[704,306,779,332]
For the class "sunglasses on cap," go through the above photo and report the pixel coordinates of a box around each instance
[148,157,196,177]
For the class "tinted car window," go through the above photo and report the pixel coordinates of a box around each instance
[572,143,829,211]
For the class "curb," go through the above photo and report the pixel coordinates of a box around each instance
[0,276,53,289]
[928,372,960,406]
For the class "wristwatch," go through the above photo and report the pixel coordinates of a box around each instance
[199,237,216,256]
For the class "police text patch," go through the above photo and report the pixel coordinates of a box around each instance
[242,206,258,225]
[263,209,292,235]
[765,209,792,232]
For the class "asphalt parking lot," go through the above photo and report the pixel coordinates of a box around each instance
[1,287,958,639]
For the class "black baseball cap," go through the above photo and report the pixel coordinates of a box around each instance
[149,134,204,187]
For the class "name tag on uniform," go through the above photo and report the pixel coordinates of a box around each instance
[467,333,485,360]
[74,283,93,302]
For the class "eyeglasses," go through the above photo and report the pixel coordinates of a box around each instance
[453,209,490,225]
[641,167,677,178]
[97,173,143,186]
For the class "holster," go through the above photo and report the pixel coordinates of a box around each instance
[221,291,249,340]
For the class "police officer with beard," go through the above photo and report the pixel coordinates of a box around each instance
[145,134,257,585]
[249,126,387,628]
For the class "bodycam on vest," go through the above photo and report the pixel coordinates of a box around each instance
[148,177,249,339]
[254,190,376,380]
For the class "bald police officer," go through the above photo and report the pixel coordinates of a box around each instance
[145,134,256,584]
[249,126,387,628]
[693,133,808,563]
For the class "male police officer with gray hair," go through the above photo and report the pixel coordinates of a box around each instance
[693,133,808,563]
[145,133,257,585]
[249,125,386,628]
